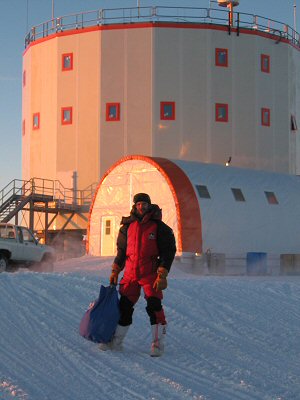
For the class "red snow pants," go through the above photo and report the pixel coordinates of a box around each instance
[119,274,166,326]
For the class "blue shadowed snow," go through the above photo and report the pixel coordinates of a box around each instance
[0,256,299,400]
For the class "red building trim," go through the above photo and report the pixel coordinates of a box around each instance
[151,156,203,253]
[62,53,73,71]
[261,54,270,73]
[160,102,176,120]
[215,103,229,122]
[32,113,40,130]
[106,103,120,121]
[215,48,228,67]
[261,108,271,126]
[61,107,73,125]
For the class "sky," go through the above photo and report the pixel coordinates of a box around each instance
[0,0,297,190]
[1,255,300,399]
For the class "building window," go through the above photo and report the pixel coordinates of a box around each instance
[215,48,228,67]
[291,114,298,131]
[261,54,270,73]
[22,120,25,136]
[23,70,26,87]
[196,185,211,199]
[261,108,270,126]
[62,53,73,71]
[215,103,228,122]
[61,107,73,125]
[160,102,176,120]
[106,103,120,121]
[33,113,40,130]
[231,188,245,202]
[105,220,111,235]
[265,191,278,205]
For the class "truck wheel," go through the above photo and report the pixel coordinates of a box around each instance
[0,255,8,273]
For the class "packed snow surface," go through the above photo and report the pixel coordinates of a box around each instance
[1,256,300,400]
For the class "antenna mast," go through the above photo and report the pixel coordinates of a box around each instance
[294,0,297,33]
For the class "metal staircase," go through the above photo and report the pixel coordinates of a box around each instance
[0,178,97,242]
[0,179,49,222]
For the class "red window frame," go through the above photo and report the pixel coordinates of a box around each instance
[22,120,25,136]
[215,48,228,67]
[215,103,228,122]
[62,53,73,71]
[32,113,40,130]
[261,54,270,73]
[61,107,73,125]
[261,108,271,126]
[106,103,120,121]
[160,102,176,120]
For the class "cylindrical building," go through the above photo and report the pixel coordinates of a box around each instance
[22,5,300,228]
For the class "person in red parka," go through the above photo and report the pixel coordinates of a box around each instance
[99,193,176,356]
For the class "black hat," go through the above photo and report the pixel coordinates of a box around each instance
[133,193,151,204]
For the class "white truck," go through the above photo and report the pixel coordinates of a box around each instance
[0,223,55,272]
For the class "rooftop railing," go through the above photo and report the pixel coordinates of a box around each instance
[24,6,300,49]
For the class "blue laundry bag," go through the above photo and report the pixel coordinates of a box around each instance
[79,285,120,343]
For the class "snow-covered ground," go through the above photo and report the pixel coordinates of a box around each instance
[1,256,300,400]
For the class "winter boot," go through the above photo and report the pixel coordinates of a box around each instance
[150,324,166,357]
[99,324,129,351]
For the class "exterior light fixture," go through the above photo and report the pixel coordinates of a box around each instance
[225,156,232,166]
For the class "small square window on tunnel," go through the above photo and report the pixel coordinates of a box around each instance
[196,185,211,199]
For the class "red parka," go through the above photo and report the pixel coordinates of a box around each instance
[114,204,176,281]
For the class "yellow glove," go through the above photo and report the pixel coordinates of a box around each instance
[153,267,168,291]
[110,263,121,286]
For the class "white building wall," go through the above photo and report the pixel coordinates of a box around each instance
[152,27,293,173]
[100,27,154,175]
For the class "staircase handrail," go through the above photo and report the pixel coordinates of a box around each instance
[0,179,31,207]
[0,177,97,209]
